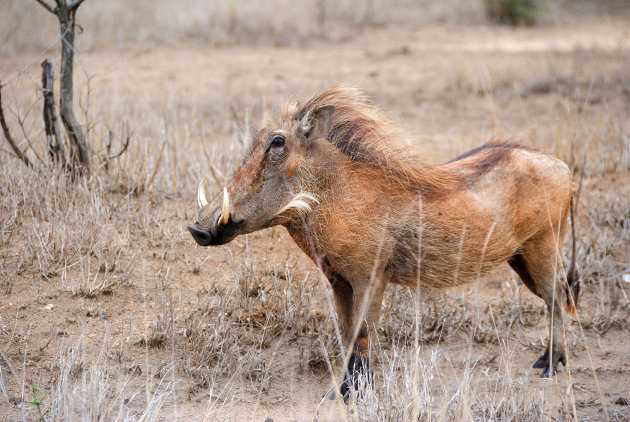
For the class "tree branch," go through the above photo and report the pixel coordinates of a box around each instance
[0,84,33,168]
[69,0,86,9]
[108,133,130,160]
[34,0,56,14]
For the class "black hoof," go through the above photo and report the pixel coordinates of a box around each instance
[532,348,548,369]
[540,365,556,378]
[532,348,566,377]
[328,353,372,402]
[532,357,546,369]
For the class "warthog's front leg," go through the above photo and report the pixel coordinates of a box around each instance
[339,349,372,399]
[333,277,386,400]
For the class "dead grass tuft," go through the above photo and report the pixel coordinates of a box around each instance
[49,338,174,421]
[379,277,546,347]
[182,256,340,393]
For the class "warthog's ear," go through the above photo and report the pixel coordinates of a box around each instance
[298,104,335,140]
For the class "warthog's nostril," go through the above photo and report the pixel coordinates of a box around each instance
[187,225,213,247]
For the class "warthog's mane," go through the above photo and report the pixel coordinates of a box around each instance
[283,85,452,194]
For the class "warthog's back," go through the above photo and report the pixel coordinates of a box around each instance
[390,144,572,288]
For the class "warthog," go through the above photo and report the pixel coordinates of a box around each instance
[188,86,579,396]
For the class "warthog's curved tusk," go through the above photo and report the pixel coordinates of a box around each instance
[197,179,209,208]
[218,187,230,227]
[275,192,318,217]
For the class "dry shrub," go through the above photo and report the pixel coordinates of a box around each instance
[182,257,340,392]
[485,0,541,26]
[0,245,24,294]
[139,313,170,349]
[3,166,137,296]
[576,194,630,334]
[379,276,545,347]
[0,159,162,298]
[49,338,174,421]
[61,246,134,298]
[347,335,547,421]
[548,103,626,176]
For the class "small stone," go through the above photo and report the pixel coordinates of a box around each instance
[44,303,54,310]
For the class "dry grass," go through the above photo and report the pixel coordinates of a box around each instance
[47,337,175,421]
[0,2,629,420]
[182,254,339,392]
[448,47,629,176]
[0,0,487,55]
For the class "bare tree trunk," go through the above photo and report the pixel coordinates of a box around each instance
[0,83,33,168]
[41,59,67,168]
[57,4,89,171]
[35,0,89,173]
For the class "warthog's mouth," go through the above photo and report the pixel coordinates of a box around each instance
[187,217,244,247]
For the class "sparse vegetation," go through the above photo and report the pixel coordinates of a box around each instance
[28,384,48,420]
[0,0,487,55]
[484,0,541,26]
[0,0,628,420]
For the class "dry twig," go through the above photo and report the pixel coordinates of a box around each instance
[0,83,33,168]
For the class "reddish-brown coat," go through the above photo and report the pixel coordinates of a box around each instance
[190,86,579,386]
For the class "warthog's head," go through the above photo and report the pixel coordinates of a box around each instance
[188,104,335,246]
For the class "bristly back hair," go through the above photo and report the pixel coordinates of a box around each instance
[283,85,454,194]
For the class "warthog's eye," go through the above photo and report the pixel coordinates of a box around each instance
[270,134,285,149]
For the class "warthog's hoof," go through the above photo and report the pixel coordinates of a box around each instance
[533,349,566,378]
[325,353,373,402]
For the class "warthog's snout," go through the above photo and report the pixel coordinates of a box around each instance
[187,216,244,247]
[187,225,214,246]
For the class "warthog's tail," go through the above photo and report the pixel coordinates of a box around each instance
[565,173,583,317]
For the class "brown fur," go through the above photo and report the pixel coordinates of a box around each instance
[285,85,455,196]
[189,85,580,387]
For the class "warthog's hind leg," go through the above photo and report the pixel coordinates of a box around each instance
[508,234,568,378]
[532,344,567,378]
